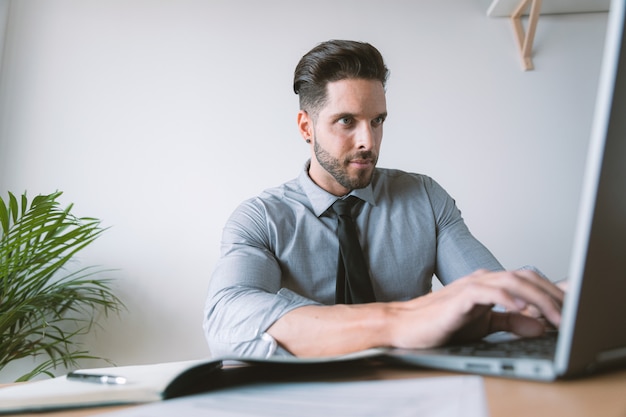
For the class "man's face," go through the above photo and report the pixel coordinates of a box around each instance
[299,78,387,196]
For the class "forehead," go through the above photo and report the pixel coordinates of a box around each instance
[320,78,387,117]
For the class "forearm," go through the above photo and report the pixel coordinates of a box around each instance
[266,303,394,357]
[266,270,564,357]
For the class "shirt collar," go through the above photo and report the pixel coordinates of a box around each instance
[298,160,376,217]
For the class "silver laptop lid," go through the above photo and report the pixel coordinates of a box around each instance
[555,0,626,377]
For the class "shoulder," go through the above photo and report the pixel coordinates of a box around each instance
[228,178,304,227]
[372,167,447,195]
[370,168,458,218]
[223,178,309,247]
[252,177,304,211]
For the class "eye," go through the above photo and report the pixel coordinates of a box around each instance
[338,116,353,126]
[372,116,386,126]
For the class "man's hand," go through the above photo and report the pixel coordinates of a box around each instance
[268,269,564,357]
[384,269,564,349]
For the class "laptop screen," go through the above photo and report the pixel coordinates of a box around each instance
[555,0,626,376]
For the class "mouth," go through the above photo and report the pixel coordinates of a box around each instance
[349,159,373,168]
[348,153,376,169]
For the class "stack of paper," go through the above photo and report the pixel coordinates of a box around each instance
[95,375,488,417]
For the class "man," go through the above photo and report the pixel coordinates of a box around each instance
[203,40,563,358]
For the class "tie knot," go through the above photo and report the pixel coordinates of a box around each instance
[332,196,359,217]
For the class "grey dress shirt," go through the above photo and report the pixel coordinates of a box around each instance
[203,161,503,358]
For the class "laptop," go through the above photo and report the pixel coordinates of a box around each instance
[388,0,626,381]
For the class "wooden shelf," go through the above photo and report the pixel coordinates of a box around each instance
[487,0,611,70]
[487,0,610,17]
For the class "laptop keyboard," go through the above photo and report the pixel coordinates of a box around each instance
[443,332,558,360]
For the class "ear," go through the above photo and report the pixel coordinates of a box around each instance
[297,110,313,143]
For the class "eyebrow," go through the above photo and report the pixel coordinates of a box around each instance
[331,111,388,120]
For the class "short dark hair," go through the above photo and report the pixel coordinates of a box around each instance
[293,40,389,116]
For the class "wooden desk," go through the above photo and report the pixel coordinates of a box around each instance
[381,367,626,417]
[3,366,626,417]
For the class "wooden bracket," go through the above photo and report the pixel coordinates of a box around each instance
[511,0,542,71]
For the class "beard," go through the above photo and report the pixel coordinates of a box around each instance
[313,139,378,191]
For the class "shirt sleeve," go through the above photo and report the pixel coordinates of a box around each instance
[424,177,505,284]
[203,199,319,358]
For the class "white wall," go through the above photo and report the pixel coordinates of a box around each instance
[0,0,608,381]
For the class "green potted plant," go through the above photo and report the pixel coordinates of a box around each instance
[0,191,123,381]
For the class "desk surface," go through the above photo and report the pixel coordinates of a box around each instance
[3,366,626,417]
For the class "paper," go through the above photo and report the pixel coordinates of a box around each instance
[94,375,488,417]
[0,349,392,414]
[0,359,214,413]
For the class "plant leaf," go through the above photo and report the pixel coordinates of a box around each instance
[0,191,124,381]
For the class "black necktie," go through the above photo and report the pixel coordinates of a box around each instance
[332,196,376,304]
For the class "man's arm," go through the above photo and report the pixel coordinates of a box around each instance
[204,198,321,358]
[267,269,564,357]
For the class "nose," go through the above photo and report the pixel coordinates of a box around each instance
[355,123,375,150]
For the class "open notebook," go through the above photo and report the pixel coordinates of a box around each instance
[386,0,626,381]
[0,350,387,414]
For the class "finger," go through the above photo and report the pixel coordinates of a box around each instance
[514,269,565,302]
[489,311,545,338]
[487,271,563,326]
[453,280,530,314]
[520,304,542,319]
